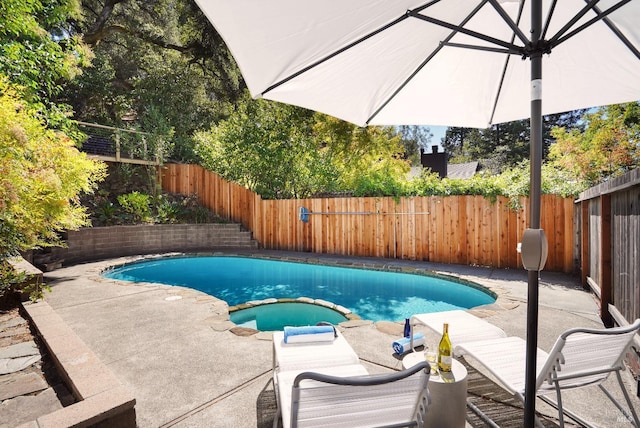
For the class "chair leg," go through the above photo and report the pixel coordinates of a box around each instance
[272,406,281,428]
[538,395,597,428]
[466,399,500,428]
[271,375,281,428]
[600,371,640,427]
[466,395,546,428]
[554,382,565,427]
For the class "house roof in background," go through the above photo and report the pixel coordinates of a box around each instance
[447,161,478,179]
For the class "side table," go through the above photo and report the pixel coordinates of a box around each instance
[403,352,468,428]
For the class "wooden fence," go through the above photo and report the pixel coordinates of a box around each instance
[577,169,640,326]
[160,163,576,273]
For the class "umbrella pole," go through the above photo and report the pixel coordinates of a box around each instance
[525,1,543,426]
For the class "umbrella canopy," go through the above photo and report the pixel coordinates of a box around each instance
[194,0,640,128]
[194,1,640,425]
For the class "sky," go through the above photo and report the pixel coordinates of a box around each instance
[428,125,447,153]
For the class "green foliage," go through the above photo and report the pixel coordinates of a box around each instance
[154,196,180,224]
[406,159,584,208]
[0,79,105,299]
[313,116,410,195]
[0,261,27,301]
[351,171,407,198]
[0,259,51,302]
[395,126,433,166]
[94,198,119,226]
[442,110,587,174]
[409,170,502,201]
[492,163,531,200]
[195,94,325,199]
[443,123,529,174]
[86,189,222,226]
[195,94,411,199]
[548,103,640,188]
[178,200,219,224]
[0,79,106,252]
[62,0,242,161]
[0,0,90,127]
[117,192,152,223]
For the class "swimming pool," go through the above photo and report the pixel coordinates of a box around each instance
[103,256,496,322]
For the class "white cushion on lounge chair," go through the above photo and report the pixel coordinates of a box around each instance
[410,310,507,354]
[455,320,640,427]
[273,330,360,372]
[454,336,549,394]
[273,329,431,428]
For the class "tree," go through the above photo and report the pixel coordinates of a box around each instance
[0,80,106,298]
[442,110,587,174]
[395,126,433,166]
[0,2,106,299]
[0,0,92,131]
[443,120,531,174]
[548,103,640,188]
[195,94,410,199]
[194,95,325,199]
[62,0,243,161]
[314,116,409,196]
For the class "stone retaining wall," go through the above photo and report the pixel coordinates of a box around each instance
[45,224,258,266]
[7,257,136,427]
[22,301,137,428]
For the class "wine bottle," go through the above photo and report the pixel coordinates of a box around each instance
[403,318,411,338]
[438,323,452,372]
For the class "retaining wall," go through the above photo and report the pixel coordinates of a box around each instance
[45,224,257,265]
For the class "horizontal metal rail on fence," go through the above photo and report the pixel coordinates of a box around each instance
[298,206,430,222]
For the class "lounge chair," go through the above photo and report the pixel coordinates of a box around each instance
[272,328,431,427]
[272,329,360,373]
[409,309,508,354]
[285,361,430,428]
[456,319,640,427]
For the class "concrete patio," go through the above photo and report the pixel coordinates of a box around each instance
[26,250,640,427]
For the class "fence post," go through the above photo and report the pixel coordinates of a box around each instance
[600,194,613,327]
[580,200,589,288]
[114,133,121,161]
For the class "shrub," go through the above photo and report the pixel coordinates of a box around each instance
[117,192,152,223]
[0,78,105,300]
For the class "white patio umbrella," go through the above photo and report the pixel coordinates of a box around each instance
[193,1,640,425]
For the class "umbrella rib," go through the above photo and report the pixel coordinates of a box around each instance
[551,0,639,60]
[488,0,526,125]
[546,0,602,47]
[541,0,559,41]
[441,42,518,55]
[259,2,446,96]
[366,1,490,124]
[486,0,530,46]
[408,9,525,55]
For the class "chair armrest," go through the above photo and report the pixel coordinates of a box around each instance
[293,361,430,387]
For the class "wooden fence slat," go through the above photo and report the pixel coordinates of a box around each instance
[160,164,575,271]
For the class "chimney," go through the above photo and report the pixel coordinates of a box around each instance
[420,145,447,179]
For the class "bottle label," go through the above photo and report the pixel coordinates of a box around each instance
[441,355,452,366]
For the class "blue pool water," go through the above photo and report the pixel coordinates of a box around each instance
[103,256,495,322]
[230,302,349,331]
